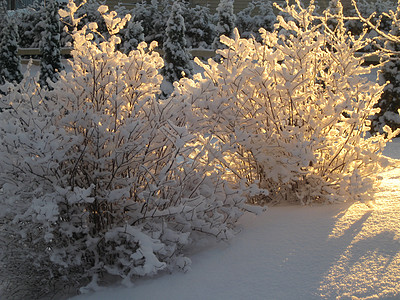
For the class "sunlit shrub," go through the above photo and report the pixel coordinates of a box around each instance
[176,0,398,205]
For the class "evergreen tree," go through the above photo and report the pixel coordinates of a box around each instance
[0,16,22,86]
[371,11,400,134]
[162,0,193,83]
[121,18,144,54]
[16,2,48,49]
[39,0,63,88]
[134,0,166,46]
[236,0,276,40]
[212,0,236,50]
[184,4,215,48]
[0,0,6,16]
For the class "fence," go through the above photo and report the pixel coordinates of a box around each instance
[17,47,379,65]
[17,47,216,65]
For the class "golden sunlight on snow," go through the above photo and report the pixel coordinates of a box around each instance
[319,165,400,299]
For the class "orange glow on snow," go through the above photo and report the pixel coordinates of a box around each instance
[319,166,400,299]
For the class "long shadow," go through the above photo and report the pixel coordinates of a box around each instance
[316,205,400,299]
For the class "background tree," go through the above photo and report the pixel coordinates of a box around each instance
[184,4,215,49]
[212,0,236,50]
[371,7,400,133]
[120,17,144,54]
[15,3,48,49]
[39,0,63,88]
[0,0,6,16]
[133,0,166,46]
[353,0,400,133]
[236,0,276,40]
[162,0,193,82]
[0,16,22,86]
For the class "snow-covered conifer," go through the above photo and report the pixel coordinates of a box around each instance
[17,2,52,49]
[121,18,144,54]
[133,0,166,46]
[162,0,193,82]
[371,7,400,133]
[184,5,215,48]
[39,0,63,88]
[236,0,276,40]
[212,0,236,50]
[0,0,6,16]
[0,16,22,86]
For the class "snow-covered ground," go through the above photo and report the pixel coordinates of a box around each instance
[67,138,400,300]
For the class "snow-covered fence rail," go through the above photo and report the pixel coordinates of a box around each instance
[17,47,378,65]
[17,47,72,65]
[17,47,216,63]
[17,47,73,56]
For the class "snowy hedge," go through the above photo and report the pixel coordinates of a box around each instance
[0,2,256,298]
[1,0,399,299]
[175,1,398,205]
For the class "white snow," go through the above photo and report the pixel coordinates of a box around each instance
[67,139,400,300]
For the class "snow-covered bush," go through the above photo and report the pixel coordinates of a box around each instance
[212,0,236,50]
[0,15,22,86]
[355,0,393,34]
[163,0,193,83]
[0,2,254,298]
[236,0,276,40]
[61,0,108,45]
[343,0,393,46]
[39,0,63,88]
[175,0,398,205]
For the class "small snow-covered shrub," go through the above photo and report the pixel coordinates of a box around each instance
[0,2,253,298]
[61,0,108,45]
[176,0,398,205]
[354,0,393,34]
[163,0,193,83]
[343,0,393,46]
